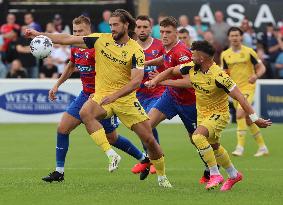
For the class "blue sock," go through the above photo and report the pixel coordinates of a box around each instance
[142,128,160,152]
[56,133,69,169]
[112,135,143,161]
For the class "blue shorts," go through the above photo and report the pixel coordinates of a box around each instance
[153,89,197,134]
[66,91,119,134]
[139,97,159,113]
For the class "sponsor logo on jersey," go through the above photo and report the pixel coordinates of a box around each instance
[101,49,127,65]
[137,57,144,67]
[222,76,234,89]
[74,52,89,59]
[179,55,190,62]
[76,64,94,72]
[192,82,210,94]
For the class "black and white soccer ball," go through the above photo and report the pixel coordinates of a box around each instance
[30,35,53,59]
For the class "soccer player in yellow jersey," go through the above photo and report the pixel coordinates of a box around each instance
[221,27,269,157]
[25,9,171,188]
[145,40,272,191]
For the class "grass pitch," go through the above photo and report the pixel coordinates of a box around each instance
[0,123,282,205]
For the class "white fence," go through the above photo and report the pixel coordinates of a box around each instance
[0,79,283,123]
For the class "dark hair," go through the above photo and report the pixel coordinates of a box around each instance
[136,15,151,23]
[191,40,215,57]
[111,9,136,38]
[72,15,91,26]
[227,26,243,36]
[24,12,33,17]
[178,28,189,34]
[160,16,178,29]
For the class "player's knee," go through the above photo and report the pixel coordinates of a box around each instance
[106,132,118,144]
[79,107,89,122]
[57,124,70,134]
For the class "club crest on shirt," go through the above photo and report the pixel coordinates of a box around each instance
[152,50,158,56]
[206,77,212,85]
[121,50,128,59]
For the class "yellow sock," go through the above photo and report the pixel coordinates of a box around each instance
[151,156,165,176]
[214,145,232,169]
[249,123,266,147]
[236,118,247,147]
[90,128,111,152]
[192,134,217,167]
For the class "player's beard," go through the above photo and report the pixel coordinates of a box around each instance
[113,30,126,41]
[138,34,149,42]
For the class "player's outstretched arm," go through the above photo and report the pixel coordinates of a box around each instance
[145,56,164,67]
[55,61,76,88]
[25,28,86,47]
[229,86,272,128]
[100,69,144,105]
[49,61,76,101]
[160,74,192,88]
[145,65,184,88]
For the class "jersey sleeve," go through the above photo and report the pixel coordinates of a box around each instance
[249,48,260,66]
[179,62,194,75]
[215,70,236,93]
[220,52,229,70]
[83,33,103,49]
[132,48,145,69]
[70,47,75,63]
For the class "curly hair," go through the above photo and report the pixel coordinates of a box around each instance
[191,40,215,57]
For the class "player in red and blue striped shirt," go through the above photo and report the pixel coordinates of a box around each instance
[139,16,211,183]
[131,15,165,176]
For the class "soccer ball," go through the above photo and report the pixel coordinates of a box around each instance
[30,35,53,59]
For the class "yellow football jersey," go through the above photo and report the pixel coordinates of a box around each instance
[221,45,259,91]
[180,62,236,116]
[83,33,145,96]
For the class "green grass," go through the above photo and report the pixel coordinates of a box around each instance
[0,123,282,205]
